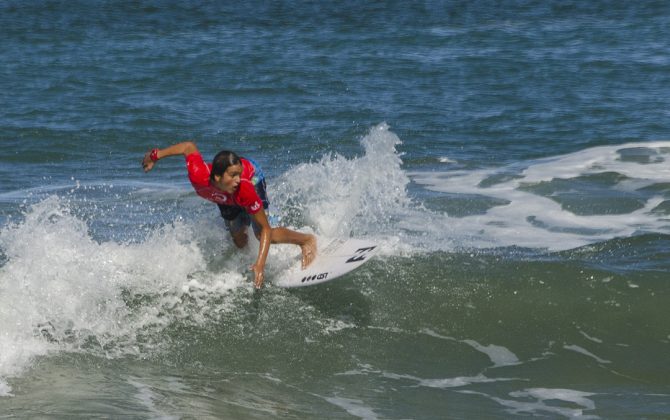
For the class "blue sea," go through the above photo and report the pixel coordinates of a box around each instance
[1,1,670,418]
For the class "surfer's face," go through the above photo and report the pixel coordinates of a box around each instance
[214,164,242,193]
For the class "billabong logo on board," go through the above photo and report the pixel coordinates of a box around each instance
[346,246,377,263]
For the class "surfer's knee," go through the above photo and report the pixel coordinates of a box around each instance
[232,231,248,248]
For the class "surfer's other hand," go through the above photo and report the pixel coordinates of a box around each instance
[142,151,155,172]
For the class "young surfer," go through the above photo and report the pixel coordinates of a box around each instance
[141,141,316,289]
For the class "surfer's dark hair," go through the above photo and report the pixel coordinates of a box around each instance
[211,150,241,180]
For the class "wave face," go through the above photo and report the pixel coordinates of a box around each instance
[1,126,669,418]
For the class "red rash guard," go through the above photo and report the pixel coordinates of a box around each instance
[185,152,263,214]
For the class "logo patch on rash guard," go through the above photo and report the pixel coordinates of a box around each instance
[250,201,261,212]
[211,193,228,203]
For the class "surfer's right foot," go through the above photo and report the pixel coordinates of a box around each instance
[301,235,317,269]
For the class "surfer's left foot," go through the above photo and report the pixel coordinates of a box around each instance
[301,235,317,269]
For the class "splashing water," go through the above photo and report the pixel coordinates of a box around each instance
[273,125,670,253]
[273,124,410,234]
[0,196,243,395]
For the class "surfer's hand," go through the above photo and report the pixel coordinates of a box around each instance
[251,264,265,289]
[142,151,155,172]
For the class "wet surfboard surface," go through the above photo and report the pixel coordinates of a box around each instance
[275,237,377,288]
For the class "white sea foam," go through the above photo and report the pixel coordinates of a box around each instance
[463,387,599,418]
[275,125,670,253]
[462,339,520,368]
[383,371,518,389]
[578,330,604,344]
[417,374,514,389]
[564,344,612,364]
[336,360,518,389]
[0,378,13,397]
[411,141,670,251]
[0,196,253,395]
[323,396,381,420]
[421,329,520,368]
[322,319,357,334]
[128,377,180,420]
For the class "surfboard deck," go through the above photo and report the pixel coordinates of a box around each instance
[275,237,377,288]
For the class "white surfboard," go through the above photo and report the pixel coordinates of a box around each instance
[275,237,377,288]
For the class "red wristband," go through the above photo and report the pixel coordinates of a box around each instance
[149,148,159,162]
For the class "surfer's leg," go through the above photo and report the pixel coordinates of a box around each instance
[270,227,317,268]
[230,228,248,248]
[219,205,251,249]
[224,217,249,248]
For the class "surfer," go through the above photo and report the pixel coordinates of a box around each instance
[141,141,317,289]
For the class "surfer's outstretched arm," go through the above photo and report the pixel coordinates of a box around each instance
[142,141,199,172]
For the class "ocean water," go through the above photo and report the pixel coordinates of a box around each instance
[1,1,670,418]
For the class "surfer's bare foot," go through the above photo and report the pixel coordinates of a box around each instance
[301,235,317,269]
